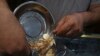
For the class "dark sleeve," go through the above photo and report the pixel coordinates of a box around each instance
[7,0,26,11]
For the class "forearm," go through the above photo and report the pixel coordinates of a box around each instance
[0,0,27,53]
[81,4,100,26]
[0,0,25,39]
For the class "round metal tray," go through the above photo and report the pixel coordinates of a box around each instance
[13,1,54,41]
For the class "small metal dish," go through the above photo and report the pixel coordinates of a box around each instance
[13,1,54,41]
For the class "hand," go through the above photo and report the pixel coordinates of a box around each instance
[0,2,31,55]
[53,13,84,37]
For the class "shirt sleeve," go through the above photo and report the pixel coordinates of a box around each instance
[91,0,100,4]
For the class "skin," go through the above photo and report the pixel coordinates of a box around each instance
[53,3,100,37]
[0,0,31,56]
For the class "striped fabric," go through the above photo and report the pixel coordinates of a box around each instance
[36,0,100,23]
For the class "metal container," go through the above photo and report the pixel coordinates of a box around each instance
[14,1,54,42]
[14,1,56,56]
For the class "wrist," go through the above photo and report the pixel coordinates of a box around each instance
[80,12,94,26]
[72,12,85,27]
[73,12,93,27]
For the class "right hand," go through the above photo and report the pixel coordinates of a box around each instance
[53,13,84,37]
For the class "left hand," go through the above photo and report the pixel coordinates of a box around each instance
[53,13,84,37]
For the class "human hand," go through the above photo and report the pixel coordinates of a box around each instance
[53,13,84,37]
[0,2,31,55]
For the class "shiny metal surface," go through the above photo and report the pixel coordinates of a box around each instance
[13,1,56,56]
[14,1,54,41]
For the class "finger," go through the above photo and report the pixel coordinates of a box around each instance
[53,17,66,33]
[56,21,74,35]
[65,28,75,37]
[66,27,82,37]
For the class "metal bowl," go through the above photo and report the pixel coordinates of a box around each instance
[13,1,54,41]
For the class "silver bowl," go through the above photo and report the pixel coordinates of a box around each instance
[13,1,55,41]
